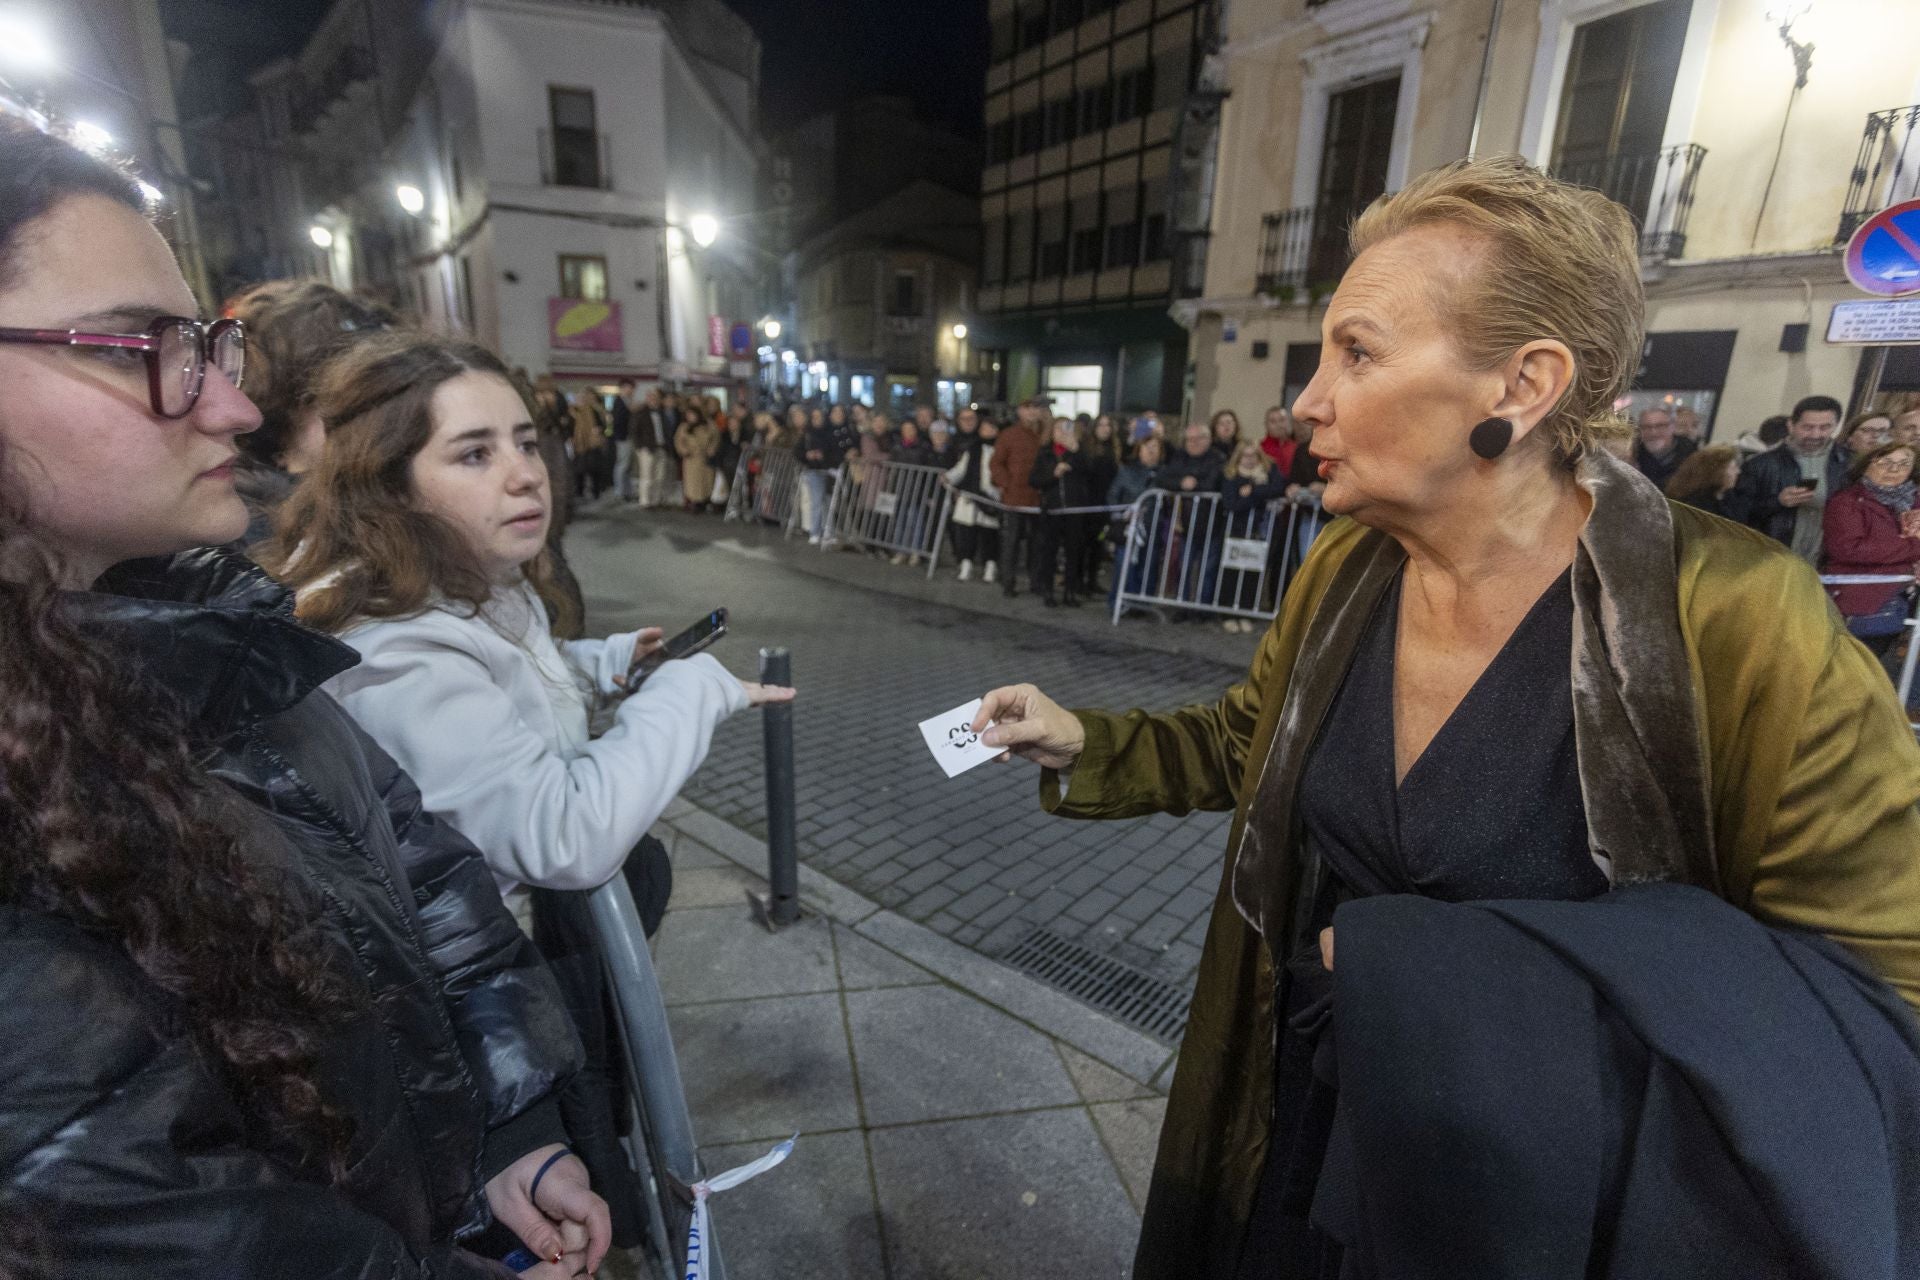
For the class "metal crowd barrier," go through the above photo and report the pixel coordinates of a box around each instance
[723,444,805,538]
[1820,573,1919,719]
[1110,490,1325,625]
[588,874,726,1280]
[820,458,954,563]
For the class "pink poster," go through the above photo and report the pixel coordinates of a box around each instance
[709,314,728,357]
[549,298,623,352]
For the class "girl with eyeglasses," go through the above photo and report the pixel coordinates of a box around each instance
[0,120,606,1279]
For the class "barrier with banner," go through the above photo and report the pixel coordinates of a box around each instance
[1110,489,1325,624]
[820,458,953,562]
[724,444,805,538]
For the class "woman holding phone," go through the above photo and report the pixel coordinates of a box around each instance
[263,331,793,1250]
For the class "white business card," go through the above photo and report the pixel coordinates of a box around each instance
[918,698,1000,779]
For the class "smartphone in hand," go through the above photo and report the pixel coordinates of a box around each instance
[627,608,728,691]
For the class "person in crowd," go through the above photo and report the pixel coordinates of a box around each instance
[1214,442,1288,631]
[990,397,1045,597]
[1629,404,1695,492]
[913,404,936,444]
[945,414,1001,582]
[1727,393,1846,563]
[674,402,720,513]
[796,405,840,544]
[1258,405,1295,473]
[224,279,393,545]
[1892,406,1920,449]
[1737,412,1791,455]
[1209,409,1242,460]
[261,335,794,1246]
[967,156,1920,1280]
[886,419,937,563]
[1822,440,1920,658]
[1079,414,1123,593]
[1839,411,1892,467]
[1030,416,1095,607]
[0,116,607,1280]
[568,385,610,502]
[607,376,634,500]
[632,386,670,508]
[710,407,742,511]
[1105,436,1168,610]
[1161,419,1225,494]
[893,417,934,466]
[1673,404,1702,442]
[927,418,956,469]
[1109,434,1165,511]
[1663,443,1742,518]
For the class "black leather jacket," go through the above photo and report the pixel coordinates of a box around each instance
[0,550,579,1279]
[1726,443,1849,547]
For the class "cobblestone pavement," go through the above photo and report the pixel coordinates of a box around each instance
[566,503,1259,1008]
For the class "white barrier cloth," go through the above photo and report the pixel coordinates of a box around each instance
[684,1136,796,1280]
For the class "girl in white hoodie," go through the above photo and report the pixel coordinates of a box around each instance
[263,332,792,927]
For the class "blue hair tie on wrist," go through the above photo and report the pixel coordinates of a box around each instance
[528,1146,572,1209]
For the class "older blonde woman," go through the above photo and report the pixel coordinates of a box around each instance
[975,158,1920,1278]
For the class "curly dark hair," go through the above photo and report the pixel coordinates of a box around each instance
[0,116,360,1178]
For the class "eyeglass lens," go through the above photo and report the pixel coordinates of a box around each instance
[155,320,201,417]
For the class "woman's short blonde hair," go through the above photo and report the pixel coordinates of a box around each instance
[1349,155,1643,465]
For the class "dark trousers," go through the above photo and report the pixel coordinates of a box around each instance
[998,511,1036,593]
[1032,512,1088,599]
[951,521,999,563]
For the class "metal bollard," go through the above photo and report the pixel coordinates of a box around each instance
[752,646,802,930]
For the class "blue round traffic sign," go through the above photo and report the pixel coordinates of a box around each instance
[1845,199,1920,297]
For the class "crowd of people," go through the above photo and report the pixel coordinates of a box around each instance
[1629,395,1920,673]
[0,117,800,1279]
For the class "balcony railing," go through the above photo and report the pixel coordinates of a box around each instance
[1837,105,1920,244]
[1551,143,1706,262]
[1255,202,1357,298]
[538,128,612,190]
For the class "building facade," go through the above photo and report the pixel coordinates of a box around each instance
[973,0,1222,415]
[1187,0,1920,440]
[189,0,762,395]
[783,180,981,415]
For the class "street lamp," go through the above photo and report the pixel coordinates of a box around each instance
[395,184,425,215]
[688,212,719,249]
[763,319,782,340]
[308,224,334,249]
[72,120,113,154]
[0,14,55,75]
[951,323,968,341]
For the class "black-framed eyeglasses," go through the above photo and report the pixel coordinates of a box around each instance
[0,315,246,419]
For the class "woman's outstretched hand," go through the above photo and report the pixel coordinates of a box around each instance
[740,681,796,707]
[972,684,1086,771]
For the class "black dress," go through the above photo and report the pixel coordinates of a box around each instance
[1237,566,1607,1280]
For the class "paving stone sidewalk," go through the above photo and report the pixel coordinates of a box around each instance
[568,506,1254,1011]
[648,799,1169,1279]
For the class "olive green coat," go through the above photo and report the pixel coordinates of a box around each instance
[1043,448,1920,1279]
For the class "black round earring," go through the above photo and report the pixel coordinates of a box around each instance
[1469,416,1515,460]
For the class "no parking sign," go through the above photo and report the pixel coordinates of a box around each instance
[1844,199,1920,297]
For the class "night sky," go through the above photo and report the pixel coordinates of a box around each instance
[164,0,987,141]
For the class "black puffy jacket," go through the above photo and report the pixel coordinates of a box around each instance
[0,550,581,1279]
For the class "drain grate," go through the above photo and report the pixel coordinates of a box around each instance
[1003,928,1192,1043]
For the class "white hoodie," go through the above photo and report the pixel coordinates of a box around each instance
[323,579,747,913]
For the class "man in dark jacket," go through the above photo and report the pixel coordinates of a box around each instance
[1726,394,1846,563]
[990,398,1046,596]
[1159,420,1225,494]
[609,376,635,501]
[631,387,669,508]
[6,550,595,1278]
[1630,405,1696,493]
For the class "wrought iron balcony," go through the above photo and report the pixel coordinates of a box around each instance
[1837,105,1920,244]
[1551,143,1706,262]
[1255,203,1356,298]
[538,128,612,190]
